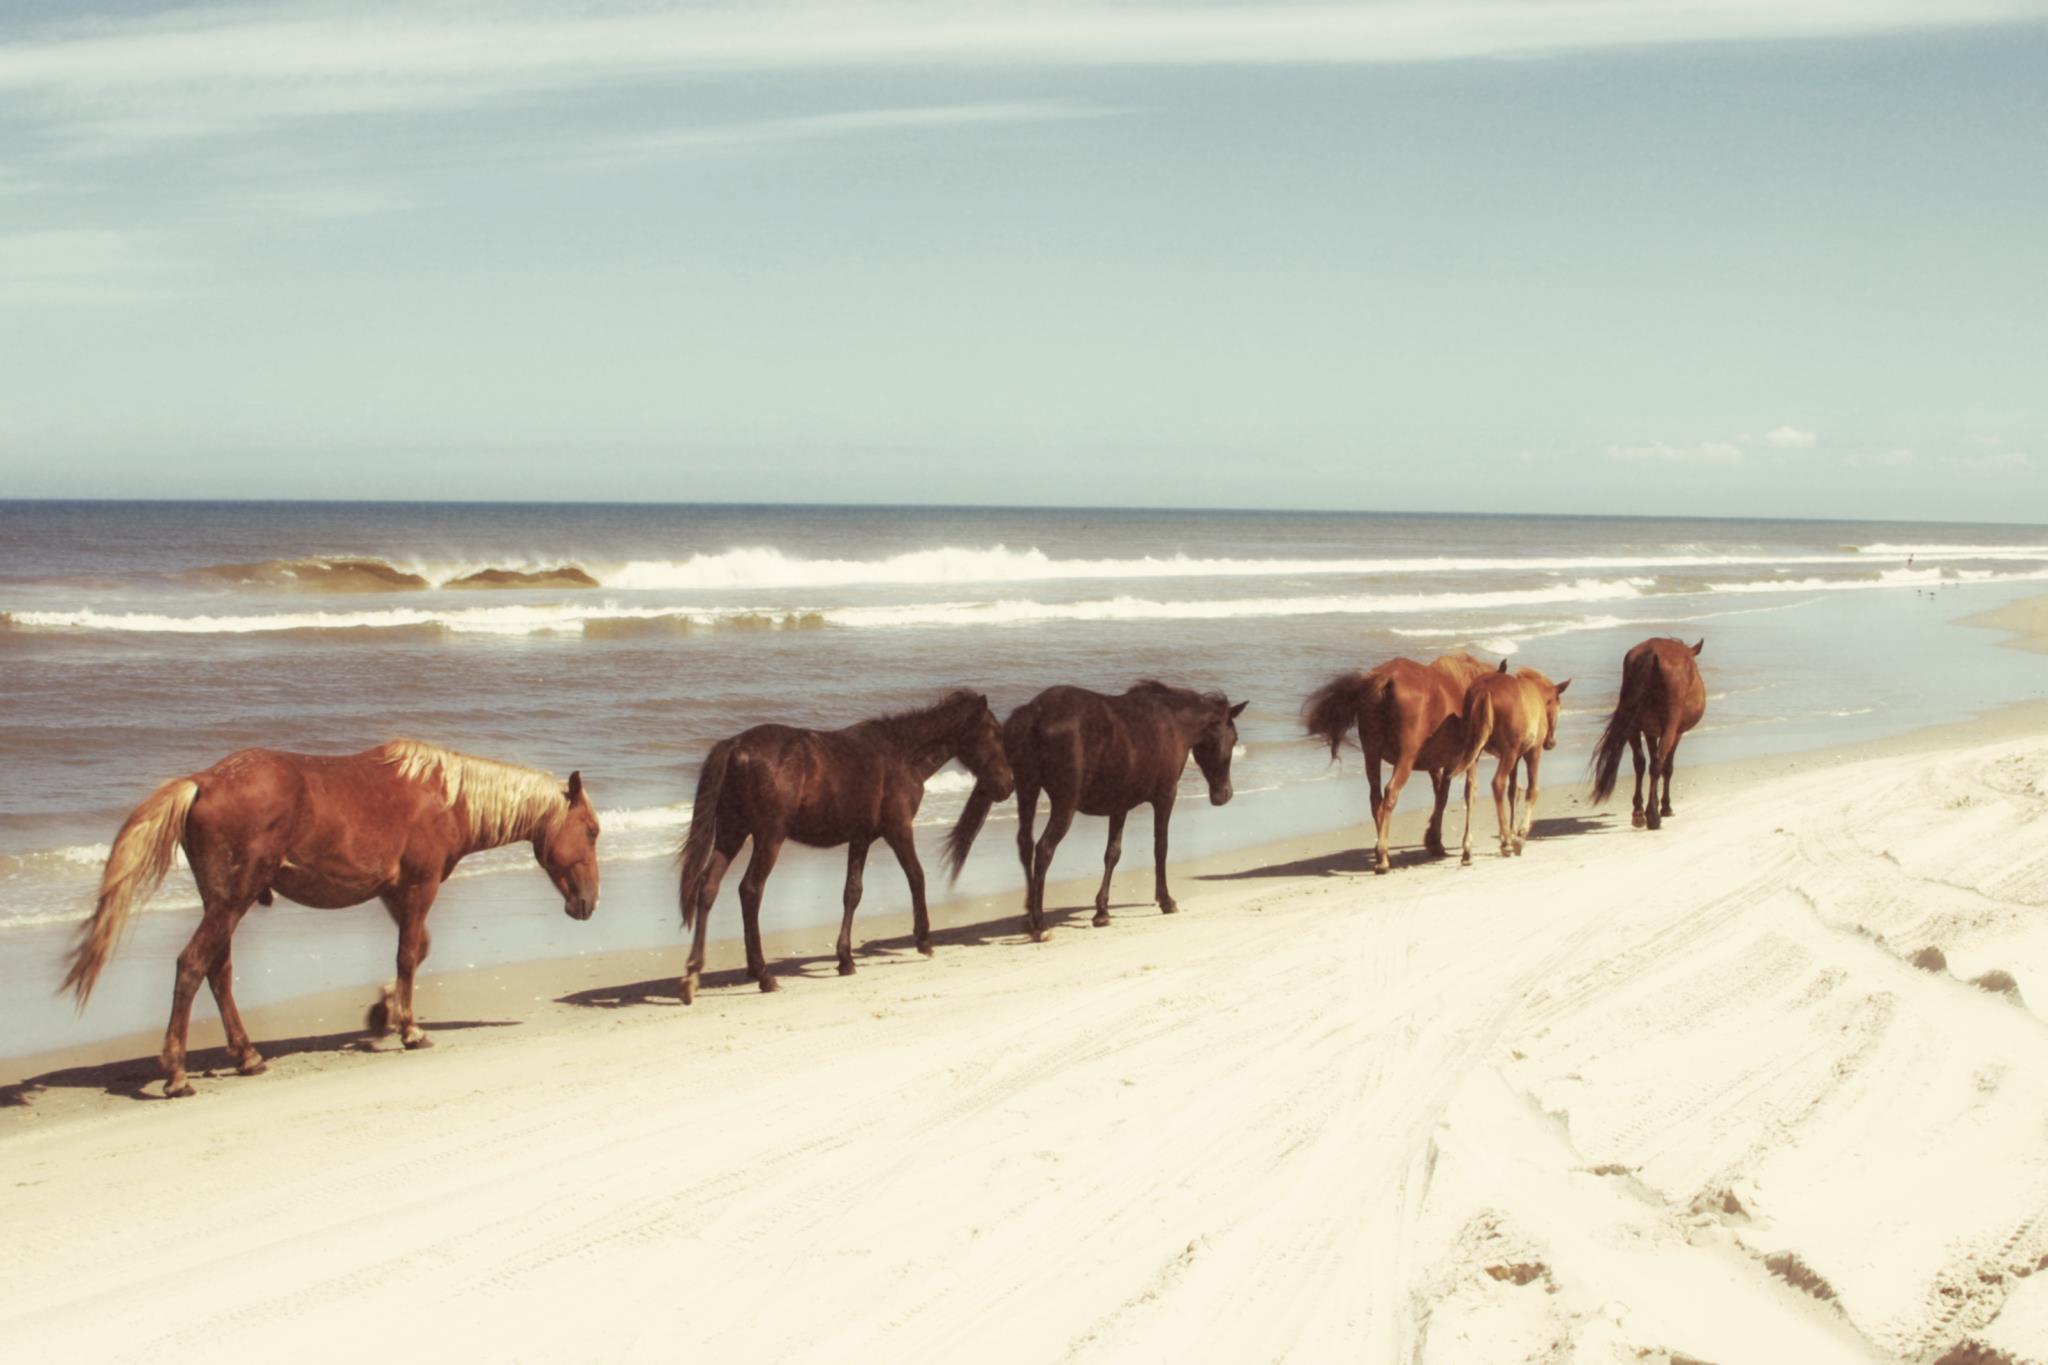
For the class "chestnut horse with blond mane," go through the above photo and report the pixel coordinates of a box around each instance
[1590,637,1707,830]
[675,691,1013,1002]
[63,741,601,1098]
[1454,660,1570,862]
[1303,652,1492,873]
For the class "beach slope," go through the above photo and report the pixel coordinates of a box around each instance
[5,719,2048,1362]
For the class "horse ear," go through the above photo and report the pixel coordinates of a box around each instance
[1497,658,1509,673]
[1692,638,1705,656]
[1555,678,1571,696]
[566,770,584,804]
[1228,699,1249,719]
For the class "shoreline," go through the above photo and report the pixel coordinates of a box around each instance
[9,658,2046,1124]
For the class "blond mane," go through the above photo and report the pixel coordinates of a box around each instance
[375,739,566,849]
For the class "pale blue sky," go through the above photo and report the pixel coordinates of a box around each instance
[1,1,2044,520]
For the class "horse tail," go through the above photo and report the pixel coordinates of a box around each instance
[676,740,734,933]
[63,777,199,1007]
[943,786,995,885]
[1590,649,1661,803]
[1303,671,1378,761]
[1454,687,1496,780]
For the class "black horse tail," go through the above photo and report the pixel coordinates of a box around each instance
[1303,670,1383,761]
[1590,649,1662,804]
[943,786,995,885]
[677,739,734,932]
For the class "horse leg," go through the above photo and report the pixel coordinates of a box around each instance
[1492,757,1514,859]
[1642,734,1665,830]
[1093,810,1126,927]
[160,906,239,1097]
[1364,751,1384,857]
[738,833,785,991]
[380,883,441,1048]
[1027,797,1076,942]
[1518,750,1542,854]
[1014,783,1040,910]
[680,842,734,1006]
[1375,753,1417,875]
[884,825,933,957]
[1425,768,1452,857]
[1659,728,1683,820]
[205,909,263,1075]
[835,838,870,976]
[1629,734,1647,828]
[1459,765,1477,866]
[1152,795,1179,914]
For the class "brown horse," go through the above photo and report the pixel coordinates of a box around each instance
[1302,652,1492,873]
[1590,637,1707,830]
[63,741,601,1097]
[1454,660,1570,862]
[674,691,1013,1002]
[943,682,1247,942]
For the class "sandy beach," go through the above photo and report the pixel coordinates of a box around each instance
[2,600,2044,1362]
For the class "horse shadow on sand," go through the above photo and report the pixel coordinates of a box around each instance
[0,1019,518,1108]
[558,901,1113,1010]
[1198,811,1614,882]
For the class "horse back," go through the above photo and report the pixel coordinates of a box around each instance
[1635,637,1708,735]
[1367,657,1477,766]
[724,723,912,844]
[1009,685,1177,809]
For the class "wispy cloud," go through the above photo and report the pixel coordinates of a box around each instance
[1606,440,1746,466]
[1763,424,1819,448]
[1948,449,2034,473]
[2,1,2038,156]
[0,228,177,304]
[578,101,1113,168]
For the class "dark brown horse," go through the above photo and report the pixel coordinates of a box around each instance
[1453,660,1570,862]
[943,682,1246,942]
[1590,637,1707,830]
[1302,652,1492,873]
[674,691,1013,1002]
[63,741,601,1098]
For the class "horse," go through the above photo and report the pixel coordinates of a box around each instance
[1454,660,1571,862]
[1589,637,1706,830]
[943,682,1247,942]
[62,741,601,1098]
[1302,652,1492,873]
[674,691,1013,1002]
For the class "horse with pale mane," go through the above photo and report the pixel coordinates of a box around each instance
[64,740,601,1098]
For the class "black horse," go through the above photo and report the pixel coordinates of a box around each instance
[675,691,1014,1001]
[945,682,1246,941]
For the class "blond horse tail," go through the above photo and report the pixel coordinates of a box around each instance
[63,778,199,1007]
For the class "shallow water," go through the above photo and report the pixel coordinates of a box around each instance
[2,501,2044,1055]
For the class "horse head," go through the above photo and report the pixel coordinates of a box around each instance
[537,770,601,920]
[1540,677,1571,750]
[1191,697,1249,805]
[957,694,1015,802]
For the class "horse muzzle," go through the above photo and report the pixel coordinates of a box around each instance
[1209,784,1233,807]
[565,895,597,921]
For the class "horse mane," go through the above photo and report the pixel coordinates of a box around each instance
[375,739,566,846]
[1128,679,1228,712]
[867,688,981,728]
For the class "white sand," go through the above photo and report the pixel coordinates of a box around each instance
[6,713,2048,1362]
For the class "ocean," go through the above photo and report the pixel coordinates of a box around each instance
[4,500,2046,1054]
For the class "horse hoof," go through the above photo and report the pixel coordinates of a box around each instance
[1159,901,1179,915]
[837,959,856,977]
[1028,927,1048,944]
[917,942,934,959]
[1092,911,1111,927]
[404,1033,434,1050]
[237,1055,267,1077]
[1632,811,1647,829]
[679,976,696,1006]
[758,975,780,993]
[365,1000,391,1035]
[1460,852,1472,866]
[164,1080,195,1099]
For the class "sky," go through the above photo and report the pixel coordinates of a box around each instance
[1,0,2044,521]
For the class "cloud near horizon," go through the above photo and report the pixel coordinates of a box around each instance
[2,1,2042,158]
